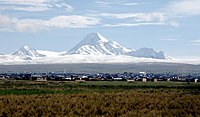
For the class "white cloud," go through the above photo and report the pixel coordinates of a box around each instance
[103,22,165,27]
[0,15,100,32]
[94,12,179,27]
[0,5,49,12]
[169,21,180,28]
[168,0,200,15]
[47,16,100,29]
[191,39,200,45]
[160,38,180,41]
[0,0,73,12]
[95,1,143,7]
[99,12,167,22]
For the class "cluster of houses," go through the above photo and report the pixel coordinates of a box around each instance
[0,72,200,83]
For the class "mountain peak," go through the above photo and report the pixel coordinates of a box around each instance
[12,45,45,58]
[67,33,131,55]
[22,45,30,50]
[127,47,169,59]
[19,45,33,52]
[66,33,171,59]
[83,33,109,44]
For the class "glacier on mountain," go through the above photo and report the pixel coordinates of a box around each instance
[12,45,45,58]
[67,33,132,55]
[37,50,66,57]
[67,33,171,59]
[127,47,166,59]
[0,33,179,65]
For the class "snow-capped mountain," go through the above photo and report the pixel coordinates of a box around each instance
[127,47,170,59]
[0,33,176,65]
[0,53,4,55]
[12,45,45,58]
[67,33,132,55]
[67,33,170,59]
[37,50,67,57]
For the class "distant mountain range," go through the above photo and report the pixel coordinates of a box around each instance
[67,33,171,59]
[0,33,182,65]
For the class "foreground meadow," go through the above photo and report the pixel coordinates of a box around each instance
[0,80,200,116]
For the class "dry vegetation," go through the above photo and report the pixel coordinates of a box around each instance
[0,90,200,116]
[0,80,200,117]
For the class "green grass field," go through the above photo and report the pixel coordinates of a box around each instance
[0,80,200,95]
[0,80,200,116]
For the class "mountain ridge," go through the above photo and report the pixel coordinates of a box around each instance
[127,47,167,59]
[0,33,173,65]
[67,33,171,59]
[67,33,132,55]
[12,45,45,58]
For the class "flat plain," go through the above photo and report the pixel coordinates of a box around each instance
[1,63,200,73]
[0,79,200,116]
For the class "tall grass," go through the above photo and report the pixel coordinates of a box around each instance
[0,90,200,116]
[0,80,200,116]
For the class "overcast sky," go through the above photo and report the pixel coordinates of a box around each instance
[0,0,200,58]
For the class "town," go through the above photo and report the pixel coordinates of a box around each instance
[0,71,200,83]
